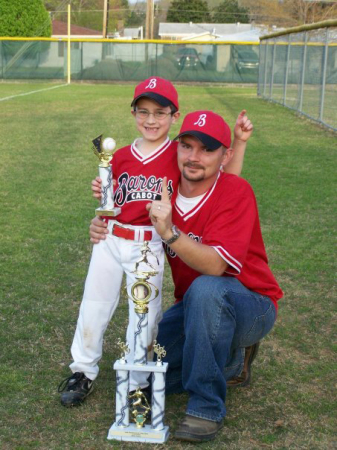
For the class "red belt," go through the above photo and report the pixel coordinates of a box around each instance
[112,224,152,241]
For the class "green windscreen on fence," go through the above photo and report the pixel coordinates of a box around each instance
[0,40,259,83]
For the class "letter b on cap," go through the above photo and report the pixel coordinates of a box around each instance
[194,114,207,127]
[145,78,157,89]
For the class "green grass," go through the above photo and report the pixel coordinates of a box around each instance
[0,82,336,449]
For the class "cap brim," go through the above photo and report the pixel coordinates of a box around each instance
[174,131,224,151]
[131,92,173,108]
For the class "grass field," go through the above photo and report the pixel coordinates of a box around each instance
[0,82,336,450]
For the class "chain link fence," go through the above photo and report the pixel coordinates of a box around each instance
[0,39,260,84]
[258,20,337,131]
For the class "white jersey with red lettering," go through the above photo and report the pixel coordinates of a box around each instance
[107,138,180,225]
[166,172,283,310]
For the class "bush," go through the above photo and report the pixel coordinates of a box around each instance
[0,0,51,37]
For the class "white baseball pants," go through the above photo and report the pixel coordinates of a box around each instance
[70,220,164,391]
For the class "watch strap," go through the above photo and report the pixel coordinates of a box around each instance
[163,225,181,245]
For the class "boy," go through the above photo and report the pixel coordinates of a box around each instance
[59,77,252,407]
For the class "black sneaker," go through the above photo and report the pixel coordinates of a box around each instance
[58,372,94,407]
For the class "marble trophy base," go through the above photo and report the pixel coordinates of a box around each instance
[108,423,169,443]
[108,361,169,443]
[95,206,121,217]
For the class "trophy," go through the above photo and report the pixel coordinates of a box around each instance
[108,242,169,443]
[92,134,121,217]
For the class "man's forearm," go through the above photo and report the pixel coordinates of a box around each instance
[167,231,228,276]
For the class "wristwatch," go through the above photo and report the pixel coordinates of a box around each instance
[162,225,181,246]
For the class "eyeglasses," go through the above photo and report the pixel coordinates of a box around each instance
[135,109,172,120]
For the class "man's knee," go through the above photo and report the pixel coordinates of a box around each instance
[184,275,239,308]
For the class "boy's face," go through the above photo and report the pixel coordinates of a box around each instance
[131,98,179,145]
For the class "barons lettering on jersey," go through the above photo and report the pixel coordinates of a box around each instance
[114,172,173,207]
[165,232,201,258]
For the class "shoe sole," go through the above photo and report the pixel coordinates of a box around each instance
[228,342,260,388]
[60,385,94,407]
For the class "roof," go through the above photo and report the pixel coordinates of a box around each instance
[52,19,101,37]
[181,31,219,42]
[123,28,141,38]
[159,22,252,38]
[215,27,271,43]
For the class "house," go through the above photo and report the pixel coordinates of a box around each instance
[158,22,253,41]
[52,19,102,38]
[123,27,144,40]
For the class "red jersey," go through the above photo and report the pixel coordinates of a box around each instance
[166,172,283,310]
[106,139,180,226]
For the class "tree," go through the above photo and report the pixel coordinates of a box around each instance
[213,0,249,24]
[166,0,211,23]
[241,0,337,27]
[125,8,146,27]
[44,0,136,33]
[284,0,337,25]
[0,0,51,37]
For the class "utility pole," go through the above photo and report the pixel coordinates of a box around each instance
[103,0,108,38]
[145,0,154,39]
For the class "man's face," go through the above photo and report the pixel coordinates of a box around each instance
[131,98,179,144]
[177,135,232,183]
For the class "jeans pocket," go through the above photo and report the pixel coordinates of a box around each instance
[241,300,276,346]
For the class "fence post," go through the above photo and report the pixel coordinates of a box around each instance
[258,42,262,96]
[155,42,158,76]
[319,27,329,123]
[0,41,3,80]
[269,38,276,99]
[283,33,291,106]
[263,42,268,97]
[67,3,71,84]
[299,32,308,112]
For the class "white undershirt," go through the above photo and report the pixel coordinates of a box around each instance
[176,190,206,214]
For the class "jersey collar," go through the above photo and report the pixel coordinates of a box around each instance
[131,137,171,165]
[174,172,221,221]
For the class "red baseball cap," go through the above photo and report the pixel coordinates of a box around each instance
[131,77,179,110]
[174,110,231,150]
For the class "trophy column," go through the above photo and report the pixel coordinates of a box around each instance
[108,242,169,443]
[92,134,121,217]
[115,339,130,428]
[151,342,167,431]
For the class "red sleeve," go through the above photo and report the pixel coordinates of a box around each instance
[202,181,257,275]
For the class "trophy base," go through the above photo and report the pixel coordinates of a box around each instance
[108,423,169,443]
[95,207,121,217]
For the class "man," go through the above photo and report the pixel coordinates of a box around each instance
[90,110,283,442]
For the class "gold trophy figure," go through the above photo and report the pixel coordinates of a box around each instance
[116,338,130,364]
[153,340,166,366]
[92,134,121,217]
[129,388,151,428]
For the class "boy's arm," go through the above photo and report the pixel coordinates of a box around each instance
[223,110,253,177]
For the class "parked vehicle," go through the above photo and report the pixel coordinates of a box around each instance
[235,50,259,73]
[176,48,201,68]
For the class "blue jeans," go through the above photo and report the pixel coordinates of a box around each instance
[157,276,276,422]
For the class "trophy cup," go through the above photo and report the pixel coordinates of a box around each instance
[108,242,169,443]
[92,134,121,217]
